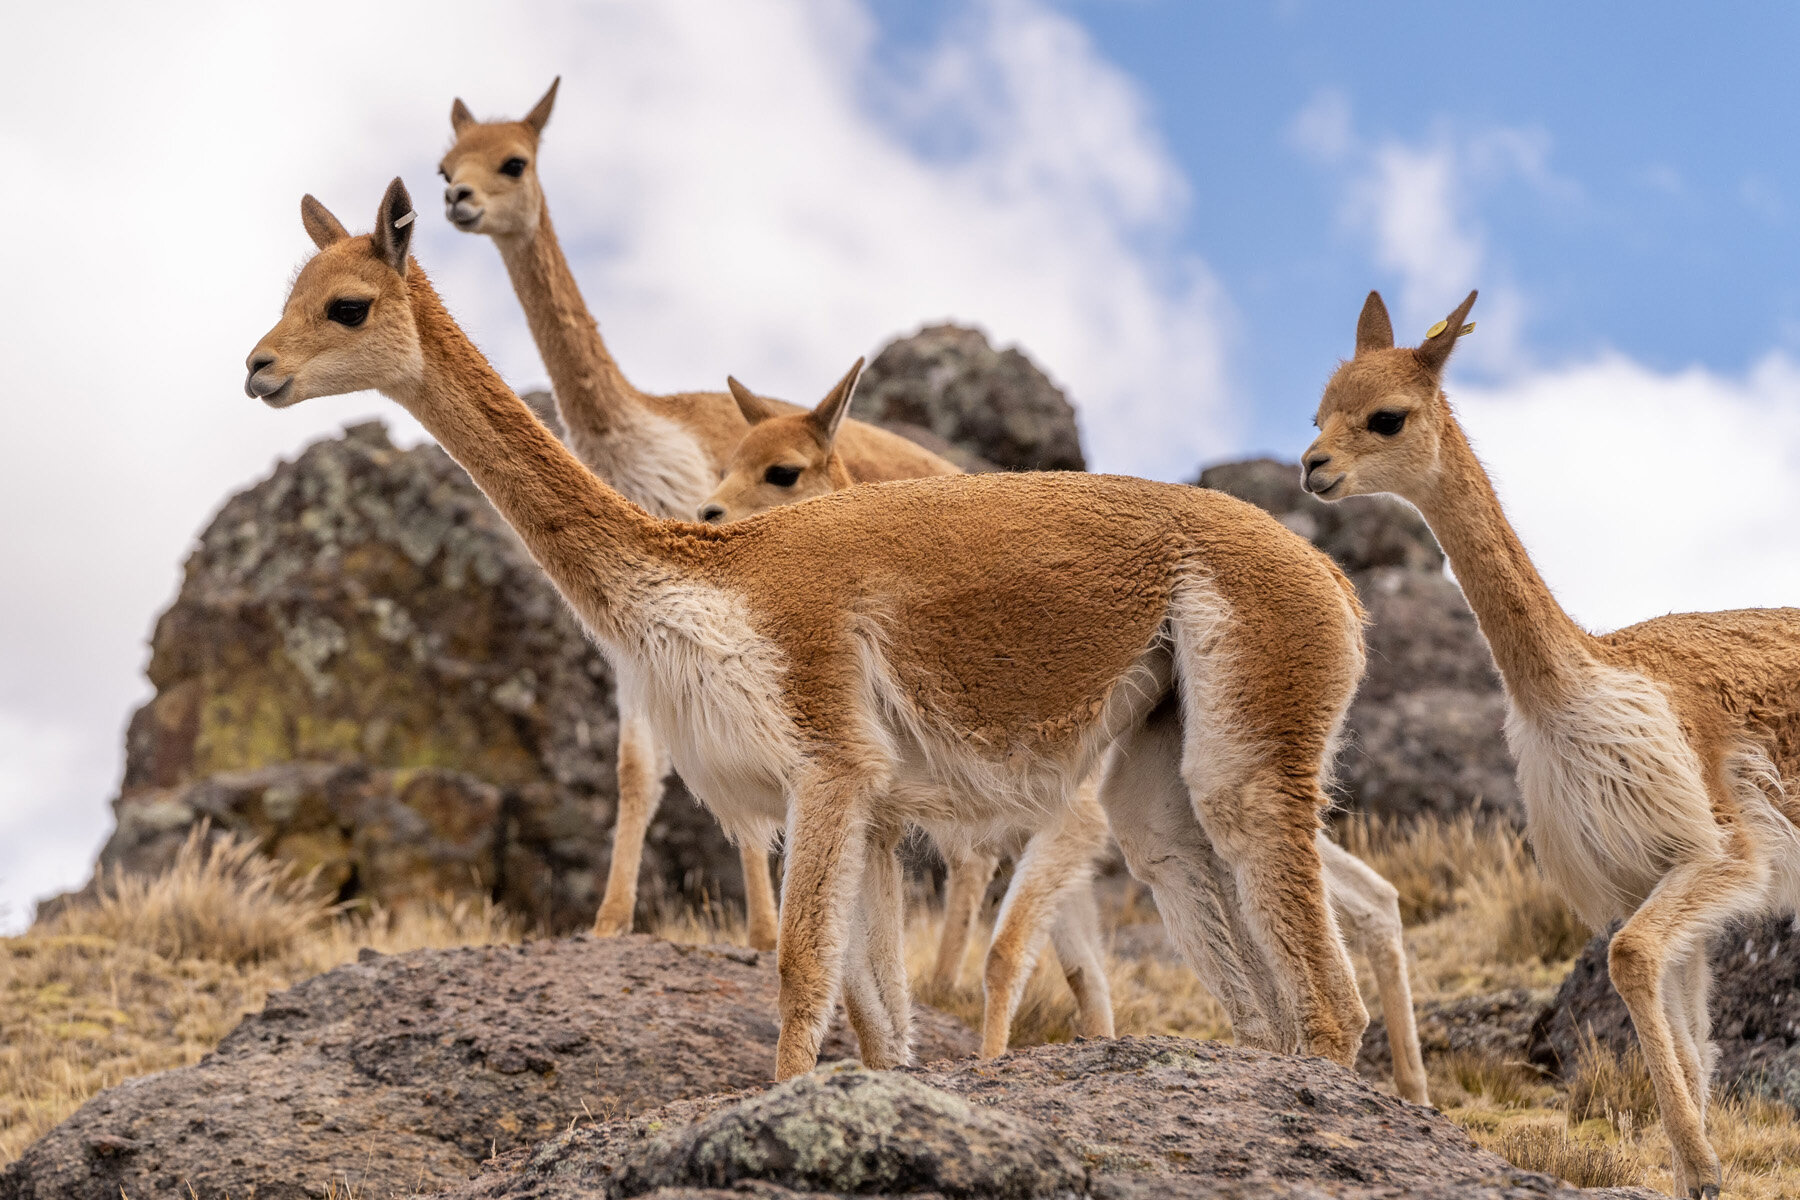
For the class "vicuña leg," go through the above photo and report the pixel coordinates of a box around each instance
[1608,849,1765,1199]
[1668,945,1718,1125]
[1049,881,1114,1041]
[1318,834,1428,1104]
[979,784,1109,1058]
[594,708,667,936]
[775,762,878,1080]
[841,818,911,1068]
[741,840,780,951]
[929,849,999,995]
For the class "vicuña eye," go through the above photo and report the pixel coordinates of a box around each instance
[1368,410,1406,437]
[764,465,802,487]
[327,298,371,327]
[437,166,450,182]
[499,157,528,177]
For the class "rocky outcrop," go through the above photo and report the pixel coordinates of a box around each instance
[446,1037,1652,1200]
[0,936,978,1200]
[855,324,1085,473]
[1198,459,1520,825]
[1529,915,1800,1111]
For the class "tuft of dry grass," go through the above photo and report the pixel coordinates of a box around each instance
[1482,1118,1642,1189]
[1566,1028,1658,1130]
[1,838,518,1165]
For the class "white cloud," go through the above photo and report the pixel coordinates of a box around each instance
[0,0,1228,927]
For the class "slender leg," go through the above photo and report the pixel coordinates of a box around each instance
[1049,883,1114,1040]
[1668,946,1717,1124]
[842,819,911,1068]
[929,849,999,996]
[593,708,666,936]
[980,783,1109,1057]
[741,840,780,952]
[1319,834,1428,1104]
[775,763,879,1080]
[1608,851,1765,1199]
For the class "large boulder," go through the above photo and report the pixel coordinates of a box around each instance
[1197,459,1520,825]
[855,324,1085,473]
[0,936,978,1200]
[1529,915,1800,1111]
[81,418,736,931]
[447,1037,1651,1200]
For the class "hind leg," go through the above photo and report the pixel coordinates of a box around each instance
[1049,880,1114,1040]
[979,783,1109,1057]
[841,818,911,1068]
[1668,946,1717,1125]
[929,848,999,995]
[594,708,668,937]
[741,840,780,952]
[1320,834,1427,1104]
[1102,706,1290,1049]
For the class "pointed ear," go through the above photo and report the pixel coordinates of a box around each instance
[300,194,349,250]
[450,97,475,134]
[805,357,864,445]
[524,77,560,135]
[727,376,780,425]
[1355,290,1393,355]
[370,177,416,276]
[1414,289,1478,375]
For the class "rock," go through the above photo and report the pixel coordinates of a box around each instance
[0,936,978,1200]
[1360,988,1552,1085]
[1529,915,1800,1111]
[66,419,738,931]
[856,324,1085,472]
[1197,459,1520,825]
[446,1037,1652,1199]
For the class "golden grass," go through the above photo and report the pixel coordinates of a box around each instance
[0,832,517,1165]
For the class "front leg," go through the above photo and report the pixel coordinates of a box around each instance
[841,818,911,1068]
[594,708,668,936]
[775,763,879,1080]
[740,840,780,951]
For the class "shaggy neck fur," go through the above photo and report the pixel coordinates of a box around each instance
[1409,416,1596,713]
[384,266,696,643]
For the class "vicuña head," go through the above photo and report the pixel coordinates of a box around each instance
[697,362,863,523]
[1300,289,1477,503]
[439,78,559,239]
[245,180,425,406]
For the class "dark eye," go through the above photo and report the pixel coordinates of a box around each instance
[499,157,527,177]
[764,465,802,487]
[327,298,370,327]
[437,165,450,182]
[1367,410,1406,437]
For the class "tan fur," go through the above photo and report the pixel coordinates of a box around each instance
[438,83,960,947]
[1304,289,1800,1196]
[246,181,1368,1082]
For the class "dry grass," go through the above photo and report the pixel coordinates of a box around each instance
[1481,1117,1643,1189]
[0,833,518,1165]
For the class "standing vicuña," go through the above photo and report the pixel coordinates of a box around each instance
[438,78,948,949]
[1304,289,1800,1198]
[246,179,1373,1079]
[704,370,1428,1100]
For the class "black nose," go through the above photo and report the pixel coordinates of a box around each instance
[446,184,473,204]
[249,354,275,375]
[1305,453,1332,475]
[698,504,726,524]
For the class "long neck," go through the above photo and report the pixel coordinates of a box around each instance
[493,203,646,449]
[1410,414,1596,713]
[386,268,688,642]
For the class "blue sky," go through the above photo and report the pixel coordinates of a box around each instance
[1,0,1797,926]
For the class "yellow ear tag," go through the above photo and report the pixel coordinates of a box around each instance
[1424,320,1476,339]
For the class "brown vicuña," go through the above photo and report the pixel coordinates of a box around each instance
[1304,289,1800,1198]
[704,378,1428,1098]
[438,78,943,949]
[246,178,1370,1080]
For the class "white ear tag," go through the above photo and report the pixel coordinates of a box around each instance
[393,210,417,229]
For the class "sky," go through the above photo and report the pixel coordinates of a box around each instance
[1,0,1797,928]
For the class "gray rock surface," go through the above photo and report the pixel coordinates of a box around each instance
[1529,915,1800,1111]
[0,936,978,1200]
[855,324,1085,473]
[1197,459,1520,824]
[446,1037,1653,1200]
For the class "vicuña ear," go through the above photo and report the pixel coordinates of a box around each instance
[524,77,560,135]
[370,177,416,276]
[1356,291,1394,355]
[727,377,780,425]
[1414,289,1478,376]
[450,97,475,134]
[300,194,350,250]
[806,357,864,445]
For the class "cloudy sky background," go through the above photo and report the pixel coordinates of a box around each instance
[2,0,1798,927]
